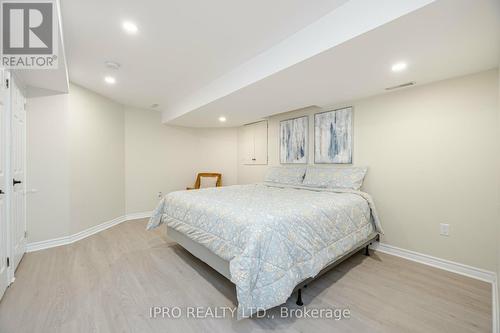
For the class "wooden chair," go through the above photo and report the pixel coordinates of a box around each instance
[186,173,222,190]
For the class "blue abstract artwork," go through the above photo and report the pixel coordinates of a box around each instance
[280,116,308,164]
[314,107,352,164]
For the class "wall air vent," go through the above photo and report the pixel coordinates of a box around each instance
[105,61,121,70]
[385,81,416,91]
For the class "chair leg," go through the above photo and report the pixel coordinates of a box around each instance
[364,245,370,256]
[296,288,304,306]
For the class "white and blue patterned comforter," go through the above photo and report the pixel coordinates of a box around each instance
[147,183,383,318]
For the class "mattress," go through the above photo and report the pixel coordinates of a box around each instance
[148,183,382,318]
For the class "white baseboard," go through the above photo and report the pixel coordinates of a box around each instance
[493,279,499,333]
[125,211,153,221]
[370,242,498,333]
[26,211,152,253]
[370,242,496,282]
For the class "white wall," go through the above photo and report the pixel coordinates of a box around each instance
[26,94,70,242]
[125,107,199,214]
[125,107,237,214]
[68,84,125,234]
[27,90,238,243]
[27,70,498,274]
[238,69,499,271]
[196,127,238,186]
[27,83,125,242]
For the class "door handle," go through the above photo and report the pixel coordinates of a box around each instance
[13,179,22,186]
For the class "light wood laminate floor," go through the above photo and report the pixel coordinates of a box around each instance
[0,219,492,333]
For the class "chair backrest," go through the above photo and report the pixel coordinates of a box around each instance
[194,173,222,189]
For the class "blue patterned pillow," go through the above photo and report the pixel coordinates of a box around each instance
[303,166,368,190]
[264,166,306,185]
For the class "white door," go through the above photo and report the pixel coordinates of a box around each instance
[10,78,25,271]
[241,121,268,165]
[0,70,9,299]
[241,124,255,165]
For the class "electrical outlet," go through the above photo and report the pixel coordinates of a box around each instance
[440,223,450,237]
[157,191,163,199]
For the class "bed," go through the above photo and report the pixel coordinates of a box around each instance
[147,169,382,318]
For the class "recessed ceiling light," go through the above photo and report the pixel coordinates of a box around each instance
[391,62,407,72]
[218,116,226,122]
[122,21,138,34]
[104,76,116,84]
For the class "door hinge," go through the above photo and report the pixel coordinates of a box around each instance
[24,231,27,238]
[6,257,9,267]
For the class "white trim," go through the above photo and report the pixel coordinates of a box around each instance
[370,242,498,333]
[370,242,496,282]
[492,278,499,333]
[4,69,13,284]
[26,211,152,252]
[126,211,153,221]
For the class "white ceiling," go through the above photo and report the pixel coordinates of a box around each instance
[162,0,437,123]
[60,0,499,128]
[62,0,348,109]
[170,0,500,127]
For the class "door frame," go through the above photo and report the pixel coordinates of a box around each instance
[4,70,14,284]
[9,75,26,273]
[0,71,27,286]
[1,69,13,286]
[0,69,10,295]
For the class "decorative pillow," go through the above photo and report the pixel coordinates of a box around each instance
[264,166,306,185]
[303,166,368,190]
[199,176,218,188]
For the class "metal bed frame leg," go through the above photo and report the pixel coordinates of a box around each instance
[364,245,370,256]
[296,288,304,306]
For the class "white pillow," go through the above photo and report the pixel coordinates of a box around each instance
[264,166,306,185]
[199,176,218,188]
[303,166,368,190]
